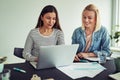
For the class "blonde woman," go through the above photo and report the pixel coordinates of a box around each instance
[72,4,110,61]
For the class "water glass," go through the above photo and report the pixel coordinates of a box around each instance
[0,69,11,80]
[97,52,107,64]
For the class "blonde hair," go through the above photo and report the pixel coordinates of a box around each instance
[82,4,101,32]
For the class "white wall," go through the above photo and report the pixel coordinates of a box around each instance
[0,0,112,63]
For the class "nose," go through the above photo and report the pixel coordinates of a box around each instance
[49,19,53,24]
[85,18,89,22]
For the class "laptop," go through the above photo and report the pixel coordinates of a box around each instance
[30,44,79,69]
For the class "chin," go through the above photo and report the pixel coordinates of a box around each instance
[48,26,53,29]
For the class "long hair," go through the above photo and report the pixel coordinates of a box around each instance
[82,4,101,31]
[35,5,62,31]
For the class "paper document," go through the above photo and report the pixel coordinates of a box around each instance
[57,62,106,79]
[109,72,120,80]
[111,52,120,58]
[85,57,113,62]
[85,57,99,61]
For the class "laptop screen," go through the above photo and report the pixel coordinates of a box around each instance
[32,44,79,69]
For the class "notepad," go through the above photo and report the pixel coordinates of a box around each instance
[109,72,120,80]
[85,57,113,62]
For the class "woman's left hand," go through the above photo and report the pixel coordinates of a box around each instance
[79,53,89,58]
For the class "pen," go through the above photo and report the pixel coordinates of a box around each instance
[13,67,26,73]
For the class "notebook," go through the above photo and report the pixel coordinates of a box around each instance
[109,72,120,80]
[30,44,79,69]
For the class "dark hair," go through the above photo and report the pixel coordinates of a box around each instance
[35,5,62,31]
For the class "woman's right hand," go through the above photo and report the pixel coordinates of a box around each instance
[74,55,80,61]
[74,53,84,61]
[34,57,38,62]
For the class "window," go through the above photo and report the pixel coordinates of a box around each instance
[111,0,120,47]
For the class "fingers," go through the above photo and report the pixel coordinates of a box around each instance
[74,55,80,61]
[34,57,38,62]
[77,53,83,58]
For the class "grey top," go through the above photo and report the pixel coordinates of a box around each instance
[23,28,65,61]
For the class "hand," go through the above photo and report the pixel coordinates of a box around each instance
[74,52,97,61]
[80,53,89,58]
[74,52,88,61]
[78,52,97,58]
[34,57,38,62]
[74,55,80,61]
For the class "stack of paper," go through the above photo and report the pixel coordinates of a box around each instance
[111,52,120,58]
[109,72,120,80]
[57,62,106,79]
[85,57,113,62]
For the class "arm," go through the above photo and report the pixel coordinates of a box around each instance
[72,27,110,61]
[22,30,38,62]
[79,27,111,58]
[100,28,111,56]
[57,30,65,45]
[72,28,83,61]
[93,27,111,57]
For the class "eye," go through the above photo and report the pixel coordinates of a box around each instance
[46,17,51,19]
[88,16,94,20]
[83,16,87,19]
[88,17,92,19]
[53,17,56,20]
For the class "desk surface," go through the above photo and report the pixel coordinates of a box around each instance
[4,60,116,80]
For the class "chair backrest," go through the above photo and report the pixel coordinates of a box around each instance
[14,48,24,59]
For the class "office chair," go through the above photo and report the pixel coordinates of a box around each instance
[14,47,24,59]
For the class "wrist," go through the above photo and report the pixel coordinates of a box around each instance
[87,53,91,57]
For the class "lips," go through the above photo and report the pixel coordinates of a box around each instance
[48,24,52,27]
[84,22,89,25]
[85,23,89,26]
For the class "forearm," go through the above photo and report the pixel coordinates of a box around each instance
[77,52,97,58]
[22,52,37,62]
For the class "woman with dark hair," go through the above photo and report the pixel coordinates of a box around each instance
[23,5,65,62]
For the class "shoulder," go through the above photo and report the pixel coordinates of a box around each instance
[54,28,64,34]
[30,28,38,32]
[29,28,38,33]
[28,28,39,36]
[73,27,83,33]
[95,26,109,36]
[72,27,84,39]
[99,26,108,32]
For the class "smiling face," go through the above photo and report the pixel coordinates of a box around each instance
[82,10,96,29]
[41,12,56,29]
